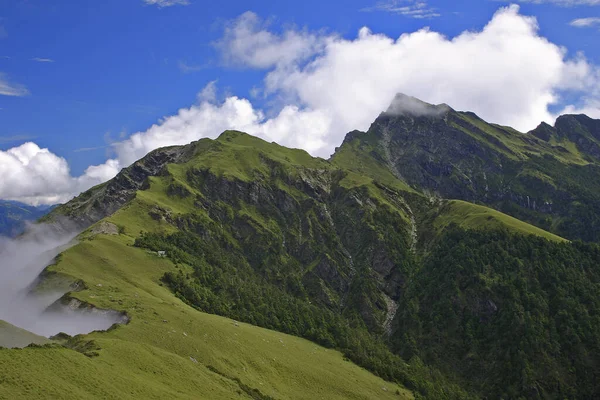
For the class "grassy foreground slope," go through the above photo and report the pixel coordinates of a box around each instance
[0,321,50,349]
[0,225,411,399]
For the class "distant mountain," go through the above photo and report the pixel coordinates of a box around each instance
[6,94,600,399]
[0,201,56,237]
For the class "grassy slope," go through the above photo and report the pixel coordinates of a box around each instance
[0,321,50,349]
[331,133,416,194]
[433,200,566,243]
[455,112,588,165]
[0,180,412,400]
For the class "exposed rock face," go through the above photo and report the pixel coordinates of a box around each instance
[179,163,414,332]
[368,108,506,201]
[555,114,600,160]
[49,144,199,230]
[90,221,119,235]
[45,131,415,333]
[336,98,600,241]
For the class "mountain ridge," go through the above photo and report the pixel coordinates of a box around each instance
[6,94,600,399]
[333,96,600,242]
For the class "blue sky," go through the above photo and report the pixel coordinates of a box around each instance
[1,0,600,204]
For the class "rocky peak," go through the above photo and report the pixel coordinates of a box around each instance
[556,114,600,140]
[383,93,452,119]
[528,121,556,141]
[340,130,366,146]
[554,114,600,160]
[47,141,200,230]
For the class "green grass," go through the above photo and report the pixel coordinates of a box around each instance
[0,321,50,349]
[456,112,588,165]
[331,135,416,194]
[0,193,412,399]
[182,131,330,183]
[433,200,566,243]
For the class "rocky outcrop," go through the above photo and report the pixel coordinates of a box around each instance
[48,142,202,230]
[555,114,600,160]
[335,95,600,241]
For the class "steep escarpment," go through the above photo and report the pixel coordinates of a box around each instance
[132,131,417,334]
[334,93,600,241]
[46,143,203,229]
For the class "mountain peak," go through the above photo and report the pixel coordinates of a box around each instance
[529,121,556,141]
[384,93,452,118]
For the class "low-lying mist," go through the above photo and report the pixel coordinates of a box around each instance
[0,223,125,343]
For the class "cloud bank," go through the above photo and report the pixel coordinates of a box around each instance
[0,224,123,340]
[1,5,600,205]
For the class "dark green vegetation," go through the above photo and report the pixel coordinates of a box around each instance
[393,228,600,399]
[0,201,54,236]
[334,94,600,242]
[4,94,600,399]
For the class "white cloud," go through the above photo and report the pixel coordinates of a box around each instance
[570,17,600,27]
[111,89,331,166]
[31,57,54,63]
[216,12,326,69]
[121,5,600,159]
[362,0,441,19]
[0,72,28,97]
[0,143,121,205]
[178,60,204,73]
[0,83,331,204]
[2,5,600,206]
[143,0,189,7]
[197,80,218,102]
[0,143,77,205]
[258,5,598,142]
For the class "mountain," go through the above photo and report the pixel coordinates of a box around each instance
[2,95,600,399]
[0,201,55,237]
[333,93,600,242]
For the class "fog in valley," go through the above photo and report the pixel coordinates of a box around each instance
[0,224,124,343]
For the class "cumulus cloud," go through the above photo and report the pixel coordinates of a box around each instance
[2,5,600,206]
[216,11,326,69]
[112,90,331,166]
[143,0,189,7]
[0,143,109,205]
[570,17,600,27]
[0,72,28,97]
[259,5,598,141]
